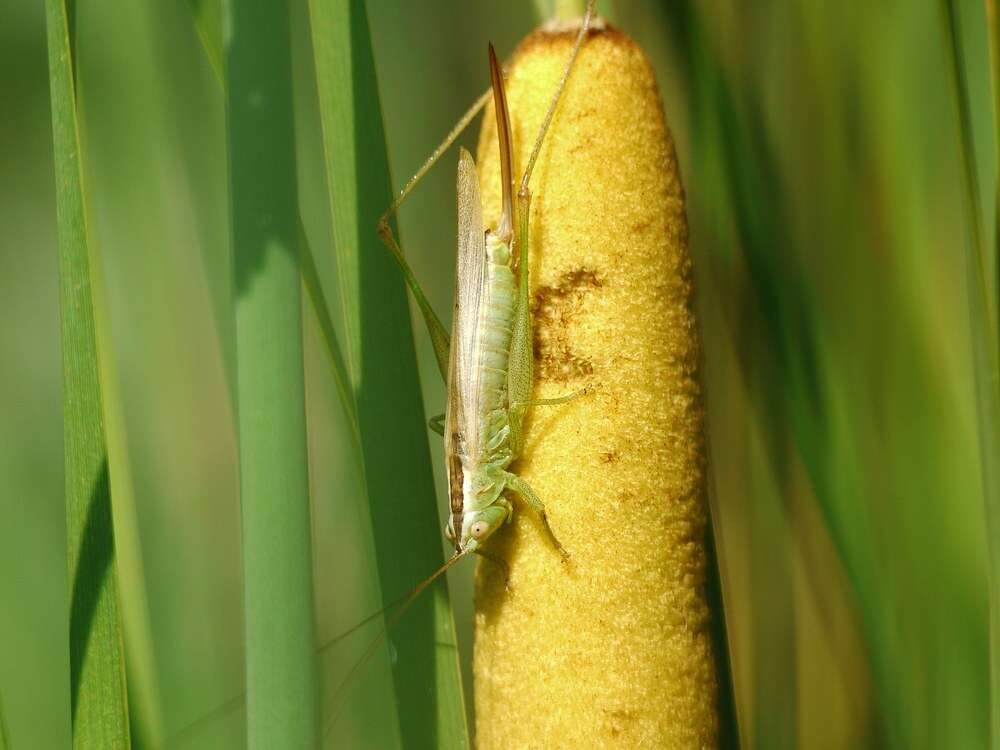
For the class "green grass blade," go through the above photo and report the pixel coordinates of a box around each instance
[186,0,222,83]
[0,689,9,750]
[102,363,164,749]
[184,0,360,458]
[990,0,1000,325]
[44,0,130,746]
[941,2,1000,745]
[306,0,468,745]
[223,0,319,745]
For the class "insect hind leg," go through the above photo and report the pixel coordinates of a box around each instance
[376,87,495,380]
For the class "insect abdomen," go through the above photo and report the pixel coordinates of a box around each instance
[477,234,516,459]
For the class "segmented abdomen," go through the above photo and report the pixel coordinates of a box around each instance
[476,234,516,462]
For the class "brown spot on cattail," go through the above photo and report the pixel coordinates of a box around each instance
[532,268,602,382]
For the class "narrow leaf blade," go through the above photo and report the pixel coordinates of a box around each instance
[942,2,1000,744]
[306,0,468,745]
[45,0,130,745]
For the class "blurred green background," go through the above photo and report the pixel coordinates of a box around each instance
[3,0,997,747]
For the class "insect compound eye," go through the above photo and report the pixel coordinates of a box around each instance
[470,521,489,539]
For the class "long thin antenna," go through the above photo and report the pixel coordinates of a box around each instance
[520,0,597,194]
[317,582,426,656]
[154,558,463,748]
[154,694,245,749]
[323,550,468,737]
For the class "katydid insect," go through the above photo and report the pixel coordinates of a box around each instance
[321,1,599,734]
[376,2,597,578]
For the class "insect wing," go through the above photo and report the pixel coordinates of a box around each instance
[445,148,486,535]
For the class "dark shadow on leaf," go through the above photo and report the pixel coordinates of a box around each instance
[69,456,114,719]
[228,3,299,296]
[345,0,448,744]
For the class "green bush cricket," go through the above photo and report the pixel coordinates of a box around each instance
[377,1,596,576]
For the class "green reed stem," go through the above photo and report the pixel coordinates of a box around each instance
[224,0,319,744]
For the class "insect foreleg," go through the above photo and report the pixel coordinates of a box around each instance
[503,472,569,559]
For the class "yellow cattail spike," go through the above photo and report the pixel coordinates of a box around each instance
[474,20,721,749]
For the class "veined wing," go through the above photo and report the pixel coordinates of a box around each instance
[445,148,486,531]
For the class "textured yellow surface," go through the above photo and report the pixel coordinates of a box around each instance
[473,24,719,749]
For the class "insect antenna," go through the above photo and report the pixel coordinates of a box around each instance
[149,558,464,749]
[322,550,469,737]
[520,0,597,194]
[149,693,245,749]
[316,556,460,655]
